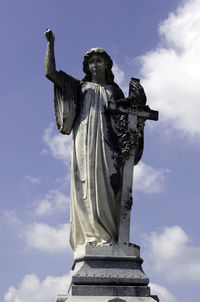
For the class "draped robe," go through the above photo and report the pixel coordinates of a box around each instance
[54,71,125,251]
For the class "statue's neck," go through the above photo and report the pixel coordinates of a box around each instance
[91,74,107,85]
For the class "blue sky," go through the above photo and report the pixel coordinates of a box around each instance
[1,0,200,301]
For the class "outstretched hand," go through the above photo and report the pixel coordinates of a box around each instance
[44,29,55,43]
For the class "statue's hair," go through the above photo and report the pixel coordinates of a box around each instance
[82,48,118,86]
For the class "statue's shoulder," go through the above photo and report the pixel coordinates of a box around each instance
[58,70,81,90]
[110,84,125,100]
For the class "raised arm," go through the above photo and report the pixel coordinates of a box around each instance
[44,29,61,86]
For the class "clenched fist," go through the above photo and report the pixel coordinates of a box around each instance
[44,29,55,43]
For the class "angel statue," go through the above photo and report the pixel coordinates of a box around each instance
[44,29,149,253]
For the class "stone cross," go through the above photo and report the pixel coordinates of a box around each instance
[118,107,158,244]
[108,78,158,244]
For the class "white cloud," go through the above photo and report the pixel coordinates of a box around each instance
[113,62,125,86]
[150,283,177,302]
[2,202,71,254]
[2,210,22,226]
[133,162,169,193]
[23,223,70,253]
[34,190,69,216]
[4,273,70,302]
[113,62,128,95]
[24,176,41,184]
[140,0,200,138]
[43,123,72,164]
[144,225,200,282]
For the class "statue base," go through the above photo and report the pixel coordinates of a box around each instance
[56,244,159,302]
[57,296,158,302]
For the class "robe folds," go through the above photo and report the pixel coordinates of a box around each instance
[54,71,125,251]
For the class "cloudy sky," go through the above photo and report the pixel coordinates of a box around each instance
[1,0,200,301]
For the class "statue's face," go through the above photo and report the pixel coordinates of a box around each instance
[88,55,106,78]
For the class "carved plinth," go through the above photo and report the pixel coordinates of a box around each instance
[56,245,159,302]
[73,243,140,262]
[57,297,159,302]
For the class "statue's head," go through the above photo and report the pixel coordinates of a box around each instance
[82,48,115,85]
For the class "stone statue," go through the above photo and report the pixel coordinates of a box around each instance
[44,29,157,253]
[45,29,159,302]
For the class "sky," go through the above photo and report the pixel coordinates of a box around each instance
[1,0,200,301]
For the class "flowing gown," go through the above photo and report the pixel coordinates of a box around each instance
[54,71,125,251]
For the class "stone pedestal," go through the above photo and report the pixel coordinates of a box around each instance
[57,297,158,302]
[56,245,159,302]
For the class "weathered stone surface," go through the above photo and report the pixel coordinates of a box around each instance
[73,244,140,261]
[57,295,159,302]
[45,31,159,302]
[45,30,159,249]
[71,285,150,296]
[72,259,148,286]
[71,245,148,288]
[56,246,159,302]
